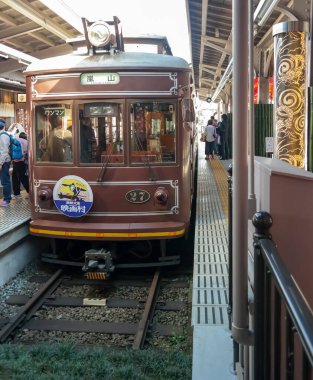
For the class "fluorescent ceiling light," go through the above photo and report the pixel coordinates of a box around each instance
[0,77,25,86]
[18,59,30,65]
[254,0,268,19]
[254,0,280,26]
[0,43,39,64]
[211,58,233,101]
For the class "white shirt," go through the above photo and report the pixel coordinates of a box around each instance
[204,124,216,142]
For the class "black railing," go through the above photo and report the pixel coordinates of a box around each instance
[253,211,313,380]
[227,164,239,370]
[227,163,233,328]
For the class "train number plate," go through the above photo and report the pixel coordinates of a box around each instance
[125,189,150,204]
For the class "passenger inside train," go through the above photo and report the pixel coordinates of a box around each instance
[37,108,72,163]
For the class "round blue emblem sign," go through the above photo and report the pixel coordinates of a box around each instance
[53,175,93,218]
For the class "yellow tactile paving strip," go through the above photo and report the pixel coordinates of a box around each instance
[192,153,229,326]
[209,159,229,222]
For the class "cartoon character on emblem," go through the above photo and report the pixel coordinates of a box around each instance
[58,183,85,201]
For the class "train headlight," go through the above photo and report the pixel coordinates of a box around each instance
[88,21,112,47]
[38,187,52,201]
[154,187,168,205]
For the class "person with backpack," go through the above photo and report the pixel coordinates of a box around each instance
[0,118,12,206]
[11,131,29,199]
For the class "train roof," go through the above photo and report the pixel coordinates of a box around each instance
[25,51,190,76]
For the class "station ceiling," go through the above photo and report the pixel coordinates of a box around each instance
[0,0,297,99]
[0,0,80,91]
[187,0,295,101]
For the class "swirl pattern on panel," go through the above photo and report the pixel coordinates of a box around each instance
[274,32,306,167]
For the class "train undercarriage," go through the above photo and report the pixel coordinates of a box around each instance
[41,238,186,280]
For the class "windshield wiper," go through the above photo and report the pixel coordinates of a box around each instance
[134,133,157,181]
[97,133,118,182]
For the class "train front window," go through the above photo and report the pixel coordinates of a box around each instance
[35,104,73,163]
[79,102,123,164]
[130,102,176,164]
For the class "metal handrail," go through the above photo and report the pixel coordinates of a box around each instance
[253,211,313,379]
[259,238,313,366]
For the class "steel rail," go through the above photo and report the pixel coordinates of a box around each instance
[132,270,162,349]
[0,268,63,343]
[1,269,187,346]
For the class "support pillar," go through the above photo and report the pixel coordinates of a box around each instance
[231,0,253,347]
[273,21,309,168]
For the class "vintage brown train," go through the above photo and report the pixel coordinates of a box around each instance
[25,17,196,279]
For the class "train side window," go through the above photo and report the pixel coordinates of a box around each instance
[35,104,73,163]
[79,102,124,164]
[130,102,176,164]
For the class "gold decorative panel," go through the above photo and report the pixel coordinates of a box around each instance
[273,22,308,168]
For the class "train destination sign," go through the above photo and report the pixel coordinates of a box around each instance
[81,73,120,85]
[44,107,65,117]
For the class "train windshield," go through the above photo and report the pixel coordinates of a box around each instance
[34,101,176,165]
[130,101,176,164]
[35,103,73,163]
[79,102,123,164]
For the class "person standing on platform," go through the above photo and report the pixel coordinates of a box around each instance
[216,114,229,160]
[0,118,12,206]
[12,131,29,199]
[204,119,216,160]
[213,118,221,157]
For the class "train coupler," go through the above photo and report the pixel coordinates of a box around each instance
[82,248,115,280]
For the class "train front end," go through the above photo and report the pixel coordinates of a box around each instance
[25,18,196,277]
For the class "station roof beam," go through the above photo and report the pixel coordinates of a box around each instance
[1,0,76,41]
[187,0,297,102]
[0,0,82,87]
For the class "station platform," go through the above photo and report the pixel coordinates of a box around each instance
[0,191,37,286]
[0,192,30,234]
[192,148,235,379]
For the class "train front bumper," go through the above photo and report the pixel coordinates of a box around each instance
[29,220,187,240]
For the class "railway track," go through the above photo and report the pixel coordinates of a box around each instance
[0,268,191,349]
